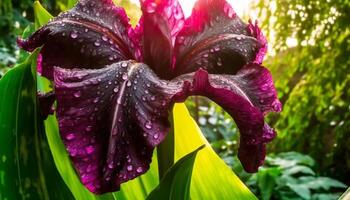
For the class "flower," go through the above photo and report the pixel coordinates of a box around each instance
[18,0,282,194]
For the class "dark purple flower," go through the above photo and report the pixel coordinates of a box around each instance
[18,0,282,194]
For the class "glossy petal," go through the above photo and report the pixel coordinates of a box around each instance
[53,61,179,194]
[171,64,281,172]
[18,0,139,79]
[174,0,265,76]
[140,0,185,79]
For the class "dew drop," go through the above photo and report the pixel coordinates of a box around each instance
[93,98,99,103]
[113,87,119,93]
[136,167,143,173]
[108,162,114,169]
[145,121,152,130]
[66,133,75,141]
[153,133,159,139]
[85,146,95,154]
[70,32,78,39]
[127,165,133,171]
[127,81,132,87]
[102,35,108,41]
[122,74,128,80]
[73,91,82,98]
[94,41,101,47]
[150,96,155,101]
[84,29,88,33]
[121,62,128,68]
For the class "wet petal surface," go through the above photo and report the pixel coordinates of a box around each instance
[54,61,178,193]
[173,0,266,76]
[140,0,185,79]
[18,0,139,79]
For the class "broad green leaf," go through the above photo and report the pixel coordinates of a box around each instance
[147,145,204,200]
[34,1,53,29]
[0,51,73,200]
[173,104,257,200]
[257,167,281,200]
[286,183,311,200]
[283,166,315,176]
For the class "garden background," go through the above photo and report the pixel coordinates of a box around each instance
[0,0,349,199]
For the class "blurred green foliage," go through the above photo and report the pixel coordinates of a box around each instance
[254,0,350,184]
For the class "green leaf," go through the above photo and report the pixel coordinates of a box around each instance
[286,183,311,200]
[257,167,281,200]
[147,145,204,200]
[33,1,53,29]
[173,104,257,200]
[0,51,74,200]
[283,166,315,176]
[300,176,347,191]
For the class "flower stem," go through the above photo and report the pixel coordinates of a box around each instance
[157,112,174,181]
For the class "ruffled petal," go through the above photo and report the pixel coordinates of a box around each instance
[139,0,185,79]
[53,61,178,194]
[171,64,281,172]
[173,0,266,76]
[18,0,139,79]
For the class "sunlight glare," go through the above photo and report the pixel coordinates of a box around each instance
[129,0,255,19]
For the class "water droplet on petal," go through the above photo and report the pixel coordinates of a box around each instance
[127,165,133,171]
[70,32,78,39]
[102,35,108,41]
[136,167,143,173]
[121,62,128,68]
[127,81,132,87]
[108,162,114,169]
[145,121,152,130]
[73,91,82,98]
[66,133,75,140]
[153,133,159,139]
[94,41,101,47]
[113,87,119,93]
[93,97,99,103]
[85,146,95,154]
[122,74,128,80]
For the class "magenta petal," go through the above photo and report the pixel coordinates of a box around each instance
[172,65,281,172]
[53,61,178,194]
[18,0,139,80]
[139,0,185,79]
[174,0,264,76]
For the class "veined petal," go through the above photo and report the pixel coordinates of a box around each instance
[171,64,281,172]
[139,0,185,79]
[18,0,140,79]
[53,61,178,194]
[53,60,280,193]
[174,0,266,76]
